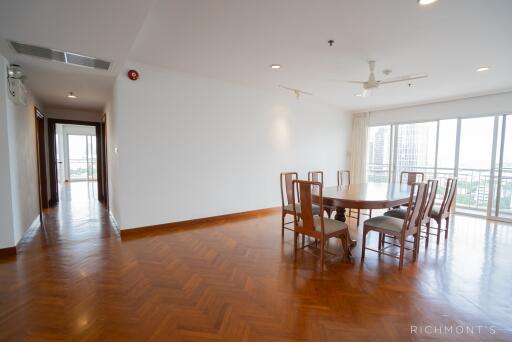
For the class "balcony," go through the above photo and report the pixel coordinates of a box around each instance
[69,158,97,181]
[367,163,512,219]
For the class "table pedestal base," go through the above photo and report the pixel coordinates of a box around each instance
[334,208,346,222]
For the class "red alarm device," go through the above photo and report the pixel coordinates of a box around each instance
[128,69,139,81]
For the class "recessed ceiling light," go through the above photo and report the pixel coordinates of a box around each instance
[270,64,281,69]
[67,92,77,99]
[418,0,439,5]
[355,94,363,97]
[476,66,490,72]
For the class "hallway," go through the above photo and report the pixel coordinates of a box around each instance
[20,181,115,250]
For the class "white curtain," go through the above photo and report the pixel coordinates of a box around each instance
[349,112,369,184]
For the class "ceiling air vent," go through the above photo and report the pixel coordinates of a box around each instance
[9,41,111,71]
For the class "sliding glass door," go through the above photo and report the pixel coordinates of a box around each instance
[67,134,97,181]
[456,116,495,214]
[366,113,512,222]
[367,125,392,182]
[490,114,512,221]
[394,121,437,181]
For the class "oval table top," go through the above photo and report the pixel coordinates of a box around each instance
[321,182,411,209]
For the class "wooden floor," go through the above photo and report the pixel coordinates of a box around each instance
[1,182,511,341]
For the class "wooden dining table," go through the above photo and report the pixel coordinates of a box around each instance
[315,182,411,242]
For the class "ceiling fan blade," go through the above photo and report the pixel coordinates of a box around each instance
[379,74,428,85]
[278,85,294,91]
[278,85,313,96]
[344,80,365,84]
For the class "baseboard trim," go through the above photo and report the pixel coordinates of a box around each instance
[120,207,280,238]
[0,246,17,258]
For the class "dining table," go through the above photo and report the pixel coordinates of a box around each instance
[315,182,412,243]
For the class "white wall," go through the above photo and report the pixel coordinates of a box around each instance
[6,93,41,244]
[108,61,351,230]
[0,54,41,247]
[104,98,121,226]
[368,91,512,126]
[0,56,16,248]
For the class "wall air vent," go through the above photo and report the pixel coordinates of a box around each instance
[9,41,111,71]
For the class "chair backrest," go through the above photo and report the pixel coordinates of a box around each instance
[337,170,350,186]
[440,178,458,214]
[308,171,324,194]
[292,180,324,237]
[280,172,298,208]
[308,171,324,183]
[422,179,439,222]
[402,182,428,235]
[400,171,425,185]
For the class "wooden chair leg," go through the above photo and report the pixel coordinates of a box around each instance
[341,233,350,260]
[416,233,421,259]
[378,233,383,252]
[281,212,286,236]
[323,208,330,218]
[357,210,360,227]
[320,239,325,271]
[293,232,298,259]
[445,216,450,239]
[301,234,305,247]
[412,233,418,262]
[369,209,372,218]
[399,235,405,270]
[361,228,367,261]
[436,219,441,244]
[425,222,430,247]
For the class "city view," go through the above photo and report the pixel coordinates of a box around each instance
[367,116,512,220]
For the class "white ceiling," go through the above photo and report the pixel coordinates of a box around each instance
[0,0,155,111]
[130,0,512,112]
[1,0,511,112]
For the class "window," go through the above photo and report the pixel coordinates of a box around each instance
[366,114,512,222]
[367,125,391,182]
[457,116,495,212]
[394,121,437,181]
[434,119,458,197]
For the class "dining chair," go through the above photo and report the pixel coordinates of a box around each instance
[337,170,350,186]
[361,182,428,270]
[337,170,372,226]
[396,171,425,209]
[308,171,336,218]
[292,180,350,269]
[384,179,439,246]
[400,171,425,185]
[280,172,319,236]
[429,178,458,244]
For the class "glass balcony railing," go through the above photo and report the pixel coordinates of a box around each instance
[367,163,512,218]
[69,158,97,181]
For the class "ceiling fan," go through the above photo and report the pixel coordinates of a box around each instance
[345,60,428,97]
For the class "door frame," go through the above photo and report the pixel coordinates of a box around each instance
[47,118,107,206]
[34,107,48,230]
[100,114,109,210]
[487,114,512,223]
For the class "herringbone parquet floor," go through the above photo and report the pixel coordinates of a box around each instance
[0,182,511,341]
